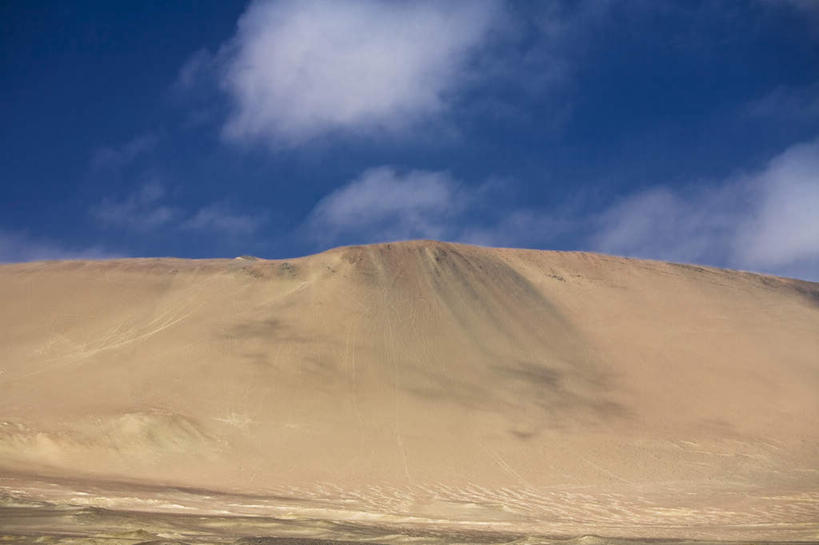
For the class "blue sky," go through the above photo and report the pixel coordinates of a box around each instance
[2,1,818,279]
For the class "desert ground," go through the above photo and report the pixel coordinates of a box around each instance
[0,240,817,544]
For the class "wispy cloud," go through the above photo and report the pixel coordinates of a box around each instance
[757,0,819,13]
[175,49,214,92]
[92,181,178,231]
[92,182,266,237]
[90,133,159,171]
[458,210,572,249]
[217,0,499,146]
[0,230,117,263]
[747,83,819,122]
[182,203,266,236]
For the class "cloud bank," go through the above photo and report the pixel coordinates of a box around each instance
[733,140,819,274]
[220,0,498,146]
[592,138,819,279]
[305,138,819,280]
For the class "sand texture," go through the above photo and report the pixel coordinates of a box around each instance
[0,240,817,543]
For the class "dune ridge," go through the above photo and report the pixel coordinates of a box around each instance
[1,240,818,542]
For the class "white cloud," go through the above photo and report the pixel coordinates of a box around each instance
[305,136,819,281]
[0,230,116,263]
[183,203,266,236]
[591,186,741,265]
[305,167,571,249]
[735,139,819,271]
[591,137,819,280]
[307,166,462,242]
[219,0,499,146]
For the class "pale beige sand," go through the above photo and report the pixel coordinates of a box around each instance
[0,241,817,542]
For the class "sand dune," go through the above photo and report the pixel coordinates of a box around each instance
[1,240,817,542]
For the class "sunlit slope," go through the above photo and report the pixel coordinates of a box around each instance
[1,240,817,493]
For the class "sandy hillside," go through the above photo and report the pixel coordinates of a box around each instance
[1,240,818,542]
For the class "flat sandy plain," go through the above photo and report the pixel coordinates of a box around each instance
[0,240,817,544]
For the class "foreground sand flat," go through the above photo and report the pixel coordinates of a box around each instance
[1,241,817,543]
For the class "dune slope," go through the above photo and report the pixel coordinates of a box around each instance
[1,240,818,541]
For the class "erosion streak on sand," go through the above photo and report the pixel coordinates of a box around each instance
[0,240,818,542]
